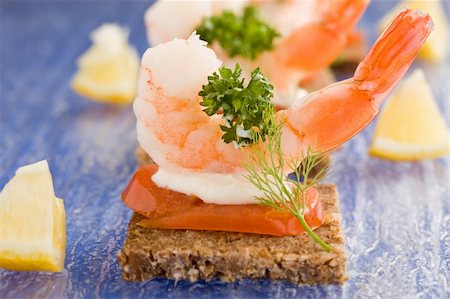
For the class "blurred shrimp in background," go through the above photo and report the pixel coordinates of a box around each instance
[144,0,370,107]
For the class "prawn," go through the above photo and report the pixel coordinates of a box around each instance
[144,0,370,106]
[134,9,432,176]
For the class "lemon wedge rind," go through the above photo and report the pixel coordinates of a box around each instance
[369,138,450,161]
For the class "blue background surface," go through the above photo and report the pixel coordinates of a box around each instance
[0,1,449,298]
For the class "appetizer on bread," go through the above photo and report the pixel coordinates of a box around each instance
[118,9,432,284]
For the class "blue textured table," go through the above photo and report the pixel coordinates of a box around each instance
[0,1,449,298]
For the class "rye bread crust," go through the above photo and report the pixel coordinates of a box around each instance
[117,180,347,284]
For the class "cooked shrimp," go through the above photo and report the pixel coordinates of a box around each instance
[144,0,369,106]
[135,9,432,175]
[134,36,242,173]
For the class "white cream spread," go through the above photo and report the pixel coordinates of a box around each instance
[151,167,265,205]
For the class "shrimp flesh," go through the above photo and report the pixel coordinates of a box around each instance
[134,9,432,177]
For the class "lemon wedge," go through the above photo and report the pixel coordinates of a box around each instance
[0,160,66,272]
[71,23,139,104]
[369,69,450,161]
[378,0,449,62]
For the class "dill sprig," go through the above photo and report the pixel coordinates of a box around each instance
[244,110,333,252]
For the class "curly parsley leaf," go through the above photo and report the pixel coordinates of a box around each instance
[199,64,275,147]
[196,6,280,60]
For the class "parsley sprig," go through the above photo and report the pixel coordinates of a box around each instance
[199,64,274,147]
[244,112,333,252]
[196,6,279,60]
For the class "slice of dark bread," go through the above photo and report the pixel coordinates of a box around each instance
[117,181,347,284]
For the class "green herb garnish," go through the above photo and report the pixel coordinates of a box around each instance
[199,64,274,147]
[196,5,280,60]
[244,111,333,252]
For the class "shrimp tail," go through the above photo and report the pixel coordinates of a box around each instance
[354,9,434,105]
[282,9,433,156]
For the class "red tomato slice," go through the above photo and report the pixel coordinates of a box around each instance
[122,165,324,236]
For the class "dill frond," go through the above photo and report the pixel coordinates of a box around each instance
[244,109,333,252]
